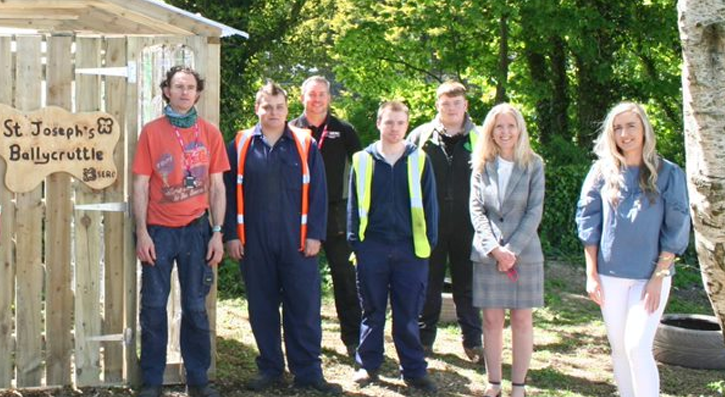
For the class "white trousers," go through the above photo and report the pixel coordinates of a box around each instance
[599,275,671,397]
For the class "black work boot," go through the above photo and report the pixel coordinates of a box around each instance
[136,385,162,397]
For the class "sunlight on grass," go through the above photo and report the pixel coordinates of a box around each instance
[212,262,724,396]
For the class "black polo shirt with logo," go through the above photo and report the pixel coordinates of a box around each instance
[291,113,361,234]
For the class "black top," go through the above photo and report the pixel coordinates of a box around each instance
[440,133,466,162]
[291,112,361,203]
[408,115,477,237]
[291,112,361,235]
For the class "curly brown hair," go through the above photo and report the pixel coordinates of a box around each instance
[159,65,205,103]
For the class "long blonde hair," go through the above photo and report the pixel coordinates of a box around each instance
[593,102,660,205]
[472,103,535,173]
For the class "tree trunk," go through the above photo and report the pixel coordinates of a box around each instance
[495,13,509,104]
[573,54,612,151]
[678,0,725,339]
[524,48,551,142]
[524,36,570,146]
[550,37,569,140]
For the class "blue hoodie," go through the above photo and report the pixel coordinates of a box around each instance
[347,141,438,252]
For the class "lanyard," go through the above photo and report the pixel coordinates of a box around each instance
[172,123,200,176]
[317,123,329,150]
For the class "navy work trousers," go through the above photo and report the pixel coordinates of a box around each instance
[355,238,429,380]
[240,244,324,384]
[140,216,213,386]
[324,230,362,347]
[419,230,482,349]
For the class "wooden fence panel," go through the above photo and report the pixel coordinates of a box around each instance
[189,35,219,380]
[73,37,104,387]
[0,35,17,389]
[0,33,220,390]
[164,38,187,385]
[45,33,74,387]
[124,36,148,387]
[14,35,45,388]
[102,36,127,384]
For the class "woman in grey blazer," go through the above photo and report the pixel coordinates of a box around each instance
[470,103,545,397]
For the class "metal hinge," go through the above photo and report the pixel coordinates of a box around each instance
[86,328,134,346]
[75,61,137,83]
[74,202,128,214]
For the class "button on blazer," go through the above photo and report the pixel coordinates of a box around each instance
[469,155,545,266]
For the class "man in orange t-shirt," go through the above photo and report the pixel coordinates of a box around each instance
[132,66,229,397]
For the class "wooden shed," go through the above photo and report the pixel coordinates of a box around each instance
[0,0,246,390]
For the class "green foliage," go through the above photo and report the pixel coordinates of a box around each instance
[708,380,725,395]
[166,0,700,294]
[536,134,592,168]
[166,0,685,168]
[217,257,245,299]
[166,0,336,139]
[216,255,334,298]
[667,262,714,315]
[333,94,380,145]
[541,164,590,260]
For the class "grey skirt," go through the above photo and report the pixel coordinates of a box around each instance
[472,261,544,309]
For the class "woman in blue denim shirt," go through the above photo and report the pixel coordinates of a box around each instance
[576,102,690,397]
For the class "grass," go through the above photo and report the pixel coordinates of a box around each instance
[0,261,720,397]
[211,260,724,397]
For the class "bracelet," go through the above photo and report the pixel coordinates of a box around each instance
[654,268,672,278]
[211,225,223,233]
[658,254,675,261]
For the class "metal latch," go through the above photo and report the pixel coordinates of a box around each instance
[74,202,128,215]
[86,328,134,346]
[75,61,137,83]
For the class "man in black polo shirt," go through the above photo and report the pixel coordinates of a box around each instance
[291,76,362,359]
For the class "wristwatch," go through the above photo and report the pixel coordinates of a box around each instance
[211,225,223,233]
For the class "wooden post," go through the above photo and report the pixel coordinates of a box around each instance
[102,36,128,385]
[0,35,17,389]
[45,33,74,387]
[201,35,220,380]
[73,37,103,387]
[14,34,45,388]
[124,36,146,388]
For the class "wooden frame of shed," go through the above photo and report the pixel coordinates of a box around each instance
[0,0,246,390]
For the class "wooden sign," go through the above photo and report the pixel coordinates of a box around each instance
[0,104,120,192]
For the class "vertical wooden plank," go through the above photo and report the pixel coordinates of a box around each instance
[201,36,220,380]
[144,37,184,386]
[45,33,74,387]
[102,36,127,384]
[14,35,45,388]
[124,35,146,387]
[164,37,194,386]
[176,35,219,381]
[0,35,17,389]
[74,37,103,387]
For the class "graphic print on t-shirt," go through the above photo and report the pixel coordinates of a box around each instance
[155,141,210,203]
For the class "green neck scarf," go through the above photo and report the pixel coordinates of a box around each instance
[164,105,198,128]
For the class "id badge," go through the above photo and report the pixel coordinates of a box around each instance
[184,175,196,189]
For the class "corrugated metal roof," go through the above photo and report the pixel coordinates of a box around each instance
[144,0,248,38]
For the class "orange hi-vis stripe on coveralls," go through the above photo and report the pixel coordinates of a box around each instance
[234,126,312,251]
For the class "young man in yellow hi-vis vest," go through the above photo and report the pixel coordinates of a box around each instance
[222,81,341,395]
[347,101,439,392]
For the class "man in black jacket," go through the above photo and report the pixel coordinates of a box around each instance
[291,76,362,359]
[408,81,484,366]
